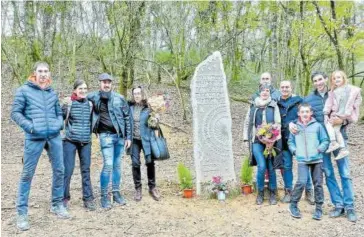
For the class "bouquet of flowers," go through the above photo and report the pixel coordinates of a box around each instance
[147,94,168,128]
[256,123,281,157]
[211,176,228,193]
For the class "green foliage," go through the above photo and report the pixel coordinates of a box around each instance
[177,163,193,190]
[240,157,253,185]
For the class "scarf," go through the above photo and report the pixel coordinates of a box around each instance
[71,92,86,102]
[28,73,52,89]
[254,96,271,108]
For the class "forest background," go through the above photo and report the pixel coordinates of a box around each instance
[2,0,364,121]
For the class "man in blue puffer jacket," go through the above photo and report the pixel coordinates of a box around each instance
[11,62,70,231]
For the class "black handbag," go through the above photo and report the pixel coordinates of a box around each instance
[150,127,170,160]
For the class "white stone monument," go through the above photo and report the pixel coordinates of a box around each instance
[191,51,236,195]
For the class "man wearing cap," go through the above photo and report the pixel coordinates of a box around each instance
[11,61,70,231]
[87,73,131,209]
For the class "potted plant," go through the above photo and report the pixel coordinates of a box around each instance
[212,176,228,201]
[240,156,253,195]
[177,163,194,198]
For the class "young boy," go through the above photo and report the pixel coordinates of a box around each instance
[288,103,329,220]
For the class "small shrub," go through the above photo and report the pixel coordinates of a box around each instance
[177,163,193,190]
[240,156,253,185]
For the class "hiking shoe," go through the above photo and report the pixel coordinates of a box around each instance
[134,188,142,202]
[16,214,30,231]
[112,191,126,205]
[312,207,323,220]
[50,204,71,219]
[329,207,345,218]
[256,191,264,205]
[335,148,350,160]
[149,188,160,201]
[346,209,358,222]
[281,189,291,203]
[101,194,111,209]
[289,203,302,218]
[326,141,340,153]
[269,189,277,205]
[305,189,315,205]
[84,200,96,211]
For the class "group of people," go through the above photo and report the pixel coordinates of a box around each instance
[243,71,361,222]
[10,62,361,231]
[11,62,160,231]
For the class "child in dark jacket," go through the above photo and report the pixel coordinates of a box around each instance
[288,103,329,220]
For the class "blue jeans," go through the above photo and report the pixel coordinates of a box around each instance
[323,146,355,210]
[17,134,64,215]
[282,150,313,190]
[291,162,324,205]
[99,133,125,195]
[63,140,94,202]
[253,143,277,191]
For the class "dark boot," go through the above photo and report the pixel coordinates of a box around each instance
[312,205,323,220]
[146,162,156,190]
[149,188,160,201]
[280,189,291,203]
[135,188,142,202]
[256,191,264,205]
[269,189,277,205]
[132,166,142,190]
[100,194,111,209]
[289,202,301,218]
[112,191,126,206]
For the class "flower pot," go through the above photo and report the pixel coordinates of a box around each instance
[217,190,226,201]
[241,184,253,195]
[183,189,194,198]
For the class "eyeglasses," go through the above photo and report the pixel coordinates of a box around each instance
[261,78,270,80]
[133,92,142,95]
[37,70,49,73]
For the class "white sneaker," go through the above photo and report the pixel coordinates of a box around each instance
[335,149,350,160]
[16,214,30,231]
[50,204,71,219]
[326,141,340,153]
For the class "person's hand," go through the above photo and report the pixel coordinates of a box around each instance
[124,140,131,149]
[329,116,343,126]
[289,122,299,135]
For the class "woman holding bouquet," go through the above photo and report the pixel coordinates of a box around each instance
[127,86,160,202]
[243,84,282,205]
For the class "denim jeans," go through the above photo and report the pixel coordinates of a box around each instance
[131,139,155,190]
[323,145,355,210]
[291,162,324,206]
[99,133,125,195]
[282,150,313,190]
[253,142,277,191]
[63,140,94,202]
[17,134,64,215]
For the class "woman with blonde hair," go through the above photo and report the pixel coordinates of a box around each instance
[323,70,362,160]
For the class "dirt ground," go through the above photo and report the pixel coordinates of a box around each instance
[1,81,364,237]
